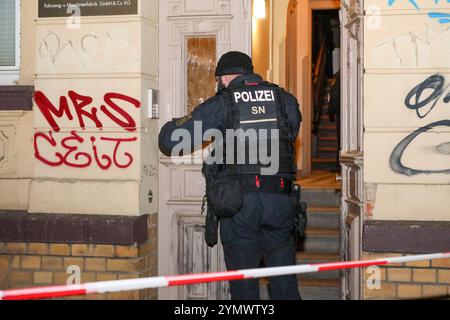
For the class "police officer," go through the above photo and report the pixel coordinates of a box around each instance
[159,51,302,300]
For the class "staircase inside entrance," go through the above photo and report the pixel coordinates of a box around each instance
[260,171,342,300]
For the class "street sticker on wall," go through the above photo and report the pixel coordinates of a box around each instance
[38,0,138,18]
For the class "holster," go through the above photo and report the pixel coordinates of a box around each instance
[206,177,243,219]
[291,184,308,243]
[203,196,219,248]
[202,176,243,248]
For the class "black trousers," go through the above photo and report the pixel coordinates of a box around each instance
[219,192,301,300]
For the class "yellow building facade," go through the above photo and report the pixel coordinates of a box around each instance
[0,0,449,300]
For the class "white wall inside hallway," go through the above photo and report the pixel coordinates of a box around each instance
[272,0,289,87]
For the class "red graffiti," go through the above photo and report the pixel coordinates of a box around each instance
[34,131,138,170]
[34,90,141,170]
[34,131,64,167]
[34,90,141,132]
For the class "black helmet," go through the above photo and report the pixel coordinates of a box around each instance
[215,51,254,76]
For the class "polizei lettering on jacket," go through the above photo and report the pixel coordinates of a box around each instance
[234,90,276,103]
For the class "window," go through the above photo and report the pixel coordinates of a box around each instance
[186,37,217,113]
[0,0,20,85]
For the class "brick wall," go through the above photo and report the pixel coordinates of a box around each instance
[0,214,158,300]
[363,252,450,300]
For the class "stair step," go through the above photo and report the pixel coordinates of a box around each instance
[318,131,337,139]
[320,115,334,121]
[301,185,341,191]
[319,136,338,142]
[259,279,341,300]
[309,206,340,213]
[318,125,337,131]
[298,174,342,191]
[301,242,339,254]
[299,271,340,280]
[300,286,341,300]
[302,189,341,207]
[312,158,337,164]
[305,228,340,236]
[317,148,338,159]
[260,277,340,288]
[312,158,339,171]
[296,251,341,280]
[312,162,339,171]
[319,147,337,153]
[318,140,339,149]
[300,228,340,253]
[299,278,340,288]
[319,108,330,116]
[317,152,338,160]
[307,208,340,229]
[319,121,336,128]
[296,252,340,263]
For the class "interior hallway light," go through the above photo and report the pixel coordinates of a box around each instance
[253,0,266,19]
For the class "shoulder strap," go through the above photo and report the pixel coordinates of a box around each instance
[261,81,279,88]
[275,88,293,137]
[222,88,239,131]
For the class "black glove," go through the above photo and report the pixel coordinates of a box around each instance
[291,184,308,243]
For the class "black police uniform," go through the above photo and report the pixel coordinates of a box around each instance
[159,72,302,300]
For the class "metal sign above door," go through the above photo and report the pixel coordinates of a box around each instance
[38,0,138,18]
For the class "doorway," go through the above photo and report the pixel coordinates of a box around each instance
[252,0,343,299]
[294,9,342,299]
[311,10,341,174]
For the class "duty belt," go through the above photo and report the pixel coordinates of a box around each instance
[238,175,293,195]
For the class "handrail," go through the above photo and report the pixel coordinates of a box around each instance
[312,38,327,135]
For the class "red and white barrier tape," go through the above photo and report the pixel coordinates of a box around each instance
[1,252,449,300]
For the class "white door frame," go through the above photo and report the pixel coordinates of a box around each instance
[340,0,365,300]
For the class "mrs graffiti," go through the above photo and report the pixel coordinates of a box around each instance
[34,90,141,170]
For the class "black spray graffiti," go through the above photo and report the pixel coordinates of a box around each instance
[405,74,448,118]
[390,74,450,176]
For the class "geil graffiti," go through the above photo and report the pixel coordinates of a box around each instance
[34,90,141,170]
[390,74,450,176]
